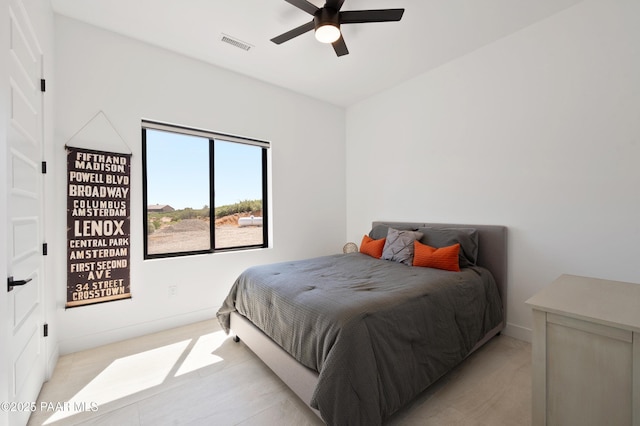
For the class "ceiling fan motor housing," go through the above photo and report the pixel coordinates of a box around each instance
[314,7,340,31]
[314,7,341,43]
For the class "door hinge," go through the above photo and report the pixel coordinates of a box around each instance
[41,161,47,174]
[43,323,48,337]
[42,243,48,256]
[40,79,46,92]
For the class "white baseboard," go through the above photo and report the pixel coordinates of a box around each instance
[46,341,60,380]
[58,308,216,355]
[502,322,532,343]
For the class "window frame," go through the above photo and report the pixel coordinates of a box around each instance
[142,120,269,259]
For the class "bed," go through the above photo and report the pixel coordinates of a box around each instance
[217,221,507,425]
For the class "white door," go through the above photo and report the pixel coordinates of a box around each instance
[6,0,46,424]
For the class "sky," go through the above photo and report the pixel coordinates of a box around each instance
[145,129,263,210]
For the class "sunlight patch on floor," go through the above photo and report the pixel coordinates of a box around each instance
[174,330,227,376]
[43,339,191,424]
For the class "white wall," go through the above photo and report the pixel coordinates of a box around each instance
[49,0,640,352]
[54,16,346,354]
[345,0,640,341]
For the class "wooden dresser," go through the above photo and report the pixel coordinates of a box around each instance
[526,274,640,426]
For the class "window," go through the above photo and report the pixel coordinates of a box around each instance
[142,120,269,259]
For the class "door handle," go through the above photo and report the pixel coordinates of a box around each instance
[7,276,32,292]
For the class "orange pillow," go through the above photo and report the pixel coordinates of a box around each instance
[360,235,386,259]
[412,241,460,272]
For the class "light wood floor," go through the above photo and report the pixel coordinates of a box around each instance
[28,319,531,425]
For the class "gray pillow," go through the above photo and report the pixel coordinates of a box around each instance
[381,228,424,265]
[369,224,416,240]
[418,227,478,268]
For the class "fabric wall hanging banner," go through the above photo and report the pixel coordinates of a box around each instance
[66,146,132,308]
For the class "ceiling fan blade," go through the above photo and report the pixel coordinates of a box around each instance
[332,36,349,57]
[271,20,315,44]
[285,0,319,15]
[340,9,405,24]
[325,0,346,11]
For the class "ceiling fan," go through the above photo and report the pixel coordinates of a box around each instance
[271,0,405,57]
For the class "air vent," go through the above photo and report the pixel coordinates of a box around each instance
[220,34,252,51]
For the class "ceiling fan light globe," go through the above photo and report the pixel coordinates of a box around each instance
[315,24,341,43]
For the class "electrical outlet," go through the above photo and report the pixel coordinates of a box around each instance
[168,285,177,297]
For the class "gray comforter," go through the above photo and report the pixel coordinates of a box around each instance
[217,253,503,425]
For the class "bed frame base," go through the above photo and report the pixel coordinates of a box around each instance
[230,311,322,419]
[231,311,503,421]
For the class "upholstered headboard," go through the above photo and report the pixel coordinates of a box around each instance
[371,221,508,321]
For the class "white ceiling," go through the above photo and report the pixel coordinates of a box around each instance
[50,0,582,107]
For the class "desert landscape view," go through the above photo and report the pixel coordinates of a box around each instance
[147,203,263,254]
